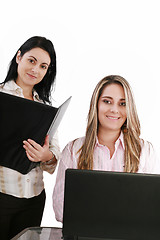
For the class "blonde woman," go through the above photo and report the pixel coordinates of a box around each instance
[53,75,159,222]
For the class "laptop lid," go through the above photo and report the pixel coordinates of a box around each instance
[62,169,160,240]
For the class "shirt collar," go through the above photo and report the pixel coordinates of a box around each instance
[117,131,125,149]
[2,80,22,91]
[3,80,40,101]
[96,131,125,150]
[32,90,40,101]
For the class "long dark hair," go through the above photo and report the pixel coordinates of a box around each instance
[3,36,56,103]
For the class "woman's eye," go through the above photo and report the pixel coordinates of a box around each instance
[120,102,126,106]
[41,65,47,69]
[103,100,111,104]
[28,59,34,64]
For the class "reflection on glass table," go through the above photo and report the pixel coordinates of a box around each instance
[11,227,62,240]
[11,227,119,240]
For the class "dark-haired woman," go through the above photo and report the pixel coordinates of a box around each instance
[0,36,60,239]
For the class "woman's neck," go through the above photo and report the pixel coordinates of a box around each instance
[97,128,121,158]
[16,79,33,100]
[23,90,34,101]
[98,128,121,145]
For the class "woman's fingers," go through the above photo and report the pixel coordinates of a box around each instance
[23,136,51,162]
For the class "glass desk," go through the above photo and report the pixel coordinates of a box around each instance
[11,227,122,240]
[11,227,63,240]
[10,226,160,240]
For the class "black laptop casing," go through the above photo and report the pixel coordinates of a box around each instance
[63,169,160,240]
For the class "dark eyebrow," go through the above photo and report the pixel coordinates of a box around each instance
[29,56,49,66]
[29,56,37,61]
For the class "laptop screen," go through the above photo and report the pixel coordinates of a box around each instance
[62,169,160,240]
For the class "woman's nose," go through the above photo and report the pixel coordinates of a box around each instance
[110,104,119,113]
[31,65,38,73]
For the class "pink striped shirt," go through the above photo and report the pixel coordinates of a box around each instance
[53,133,160,222]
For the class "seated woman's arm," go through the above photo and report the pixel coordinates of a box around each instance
[53,142,73,222]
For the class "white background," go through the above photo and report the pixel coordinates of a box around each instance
[1,0,160,228]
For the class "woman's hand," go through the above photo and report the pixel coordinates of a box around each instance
[23,135,54,162]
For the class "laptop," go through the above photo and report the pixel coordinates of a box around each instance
[0,92,71,174]
[62,169,160,240]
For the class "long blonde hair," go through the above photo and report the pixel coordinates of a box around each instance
[77,75,141,173]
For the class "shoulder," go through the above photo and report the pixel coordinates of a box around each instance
[140,139,154,155]
[63,137,85,153]
[59,137,85,168]
[0,80,18,93]
[139,139,160,174]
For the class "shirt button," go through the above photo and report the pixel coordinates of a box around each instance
[16,89,21,94]
[27,179,30,182]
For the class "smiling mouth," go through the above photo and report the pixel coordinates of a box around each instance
[27,73,37,79]
[107,116,120,120]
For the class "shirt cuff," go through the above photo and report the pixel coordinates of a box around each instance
[40,155,58,174]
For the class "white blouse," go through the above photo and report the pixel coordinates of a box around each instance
[0,80,60,198]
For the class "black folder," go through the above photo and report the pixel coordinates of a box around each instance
[0,92,71,174]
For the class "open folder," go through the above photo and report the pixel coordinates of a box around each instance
[0,92,71,174]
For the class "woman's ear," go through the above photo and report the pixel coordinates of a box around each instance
[16,50,22,64]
